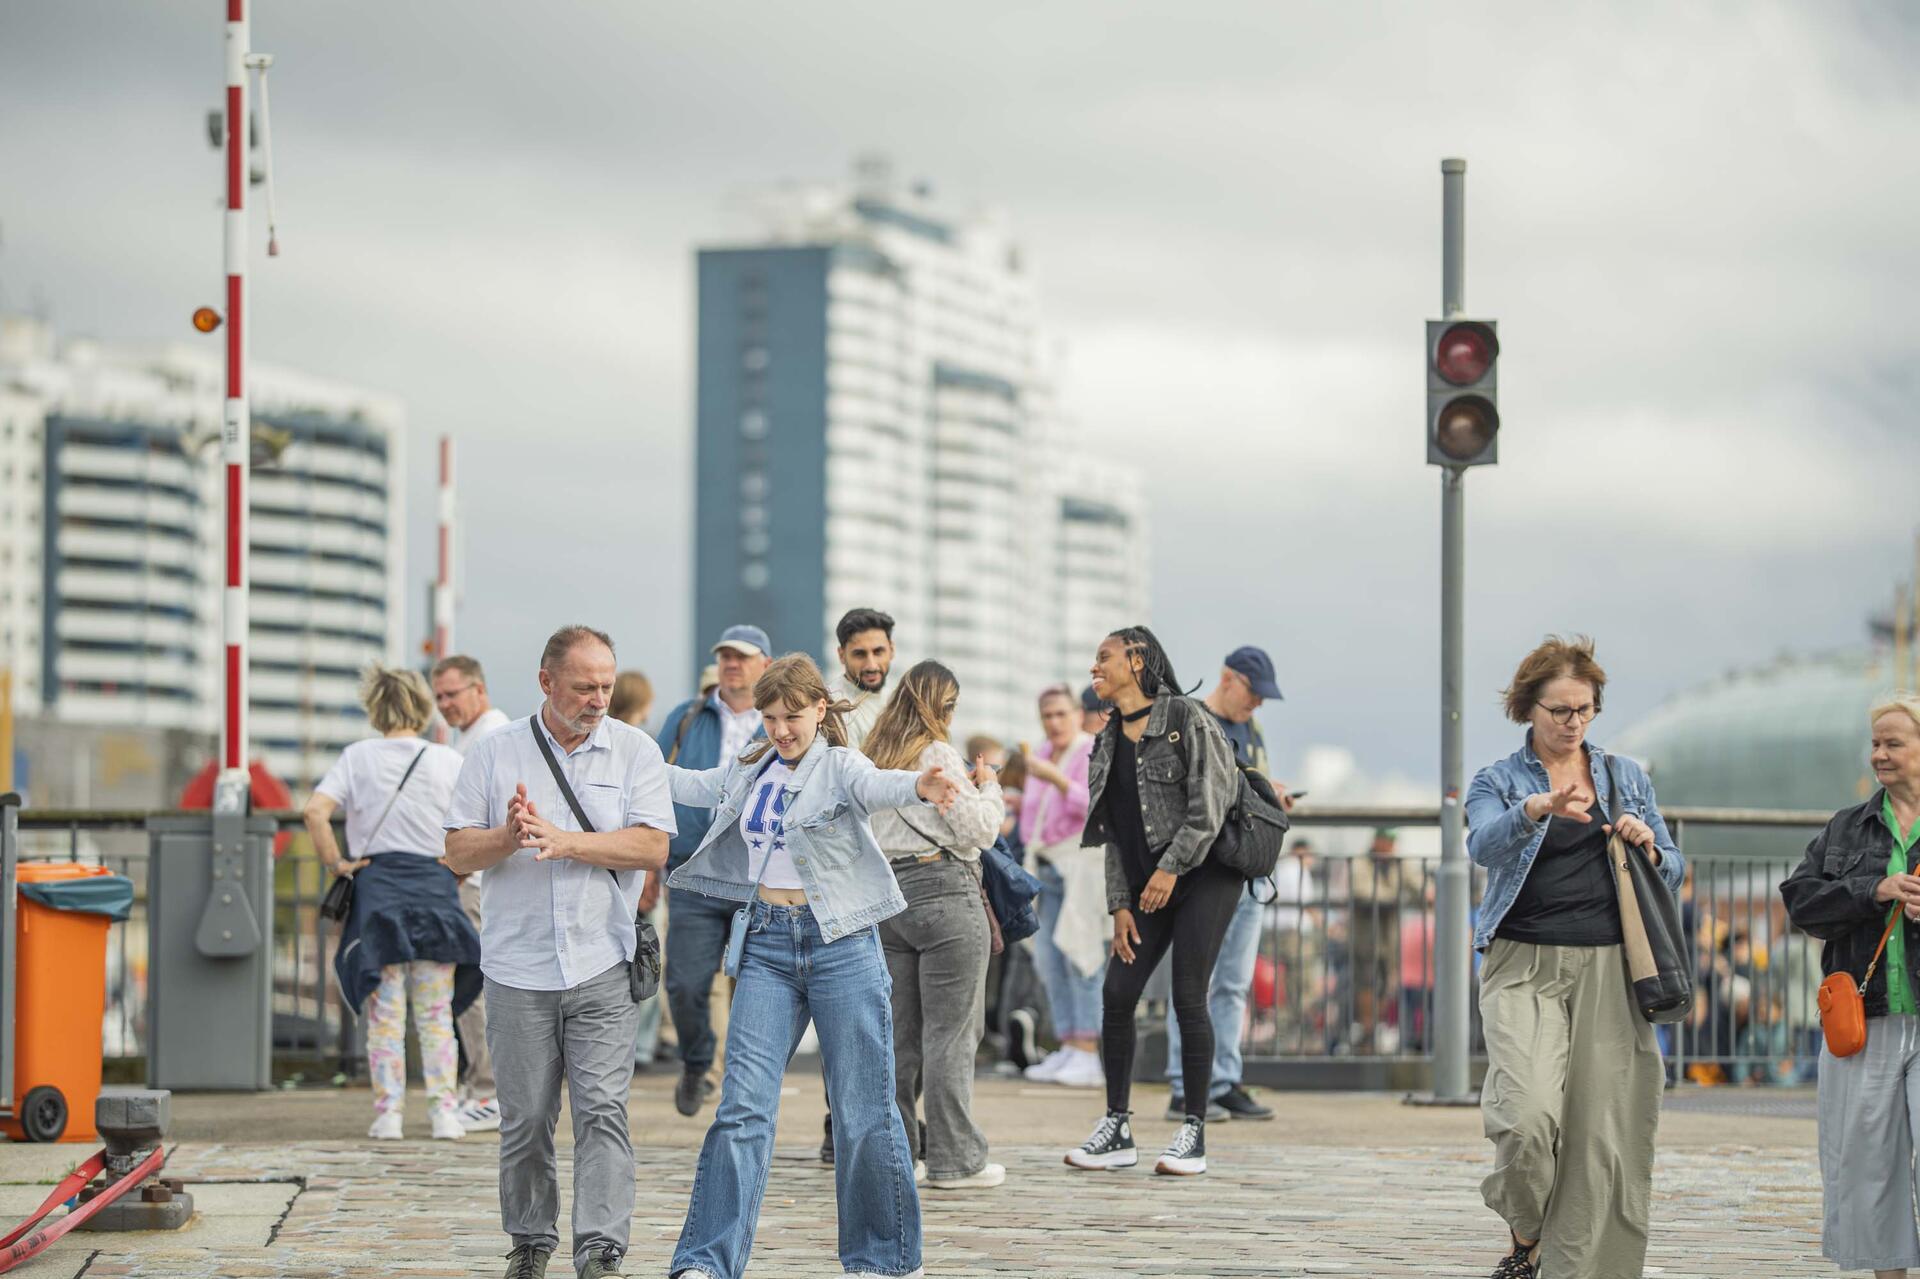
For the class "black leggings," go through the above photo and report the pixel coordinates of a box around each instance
[1101,861,1245,1120]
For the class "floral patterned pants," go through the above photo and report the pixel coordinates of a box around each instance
[366,961,459,1117]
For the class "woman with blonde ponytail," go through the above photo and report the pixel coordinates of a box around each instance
[662,653,961,1279]
[865,660,1007,1190]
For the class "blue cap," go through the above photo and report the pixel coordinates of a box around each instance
[1225,645,1283,700]
[712,624,772,659]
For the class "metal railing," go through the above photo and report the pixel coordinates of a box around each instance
[1236,805,1832,1088]
[15,808,359,1080]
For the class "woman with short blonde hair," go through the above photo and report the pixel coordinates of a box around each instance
[1784,694,1920,1276]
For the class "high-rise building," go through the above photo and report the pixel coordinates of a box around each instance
[0,315,407,791]
[693,161,1148,742]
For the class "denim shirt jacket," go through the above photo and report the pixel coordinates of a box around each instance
[1081,694,1240,913]
[1781,791,1919,1019]
[663,736,927,944]
[1464,732,1685,952]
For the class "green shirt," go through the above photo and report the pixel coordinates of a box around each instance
[1882,795,1920,1016]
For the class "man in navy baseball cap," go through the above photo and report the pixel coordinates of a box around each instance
[1224,645,1283,703]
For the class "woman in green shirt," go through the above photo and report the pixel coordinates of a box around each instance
[1782,696,1920,1277]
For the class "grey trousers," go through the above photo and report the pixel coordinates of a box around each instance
[1819,1012,1920,1271]
[457,876,495,1096]
[1478,941,1663,1279]
[879,857,991,1180]
[485,961,639,1268]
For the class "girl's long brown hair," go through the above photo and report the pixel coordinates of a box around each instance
[739,654,853,764]
[863,660,959,772]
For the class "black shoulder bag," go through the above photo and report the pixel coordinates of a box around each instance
[1604,756,1693,1024]
[1170,698,1290,891]
[319,747,427,924]
[529,716,662,1003]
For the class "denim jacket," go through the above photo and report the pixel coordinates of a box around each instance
[1781,792,1919,1018]
[1081,695,1239,913]
[663,736,925,944]
[657,695,766,871]
[1464,733,1684,951]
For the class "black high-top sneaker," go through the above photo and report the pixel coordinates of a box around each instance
[1153,1116,1206,1175]
[1064,1111,1138,1170]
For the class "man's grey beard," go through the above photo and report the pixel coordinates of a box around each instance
[549,700,601,736]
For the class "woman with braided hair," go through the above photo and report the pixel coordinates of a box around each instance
[1064,625,1244,1176]
[866,660,1008,1189]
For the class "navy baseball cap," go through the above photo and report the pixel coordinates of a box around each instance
[712,624,772,659]
[1225,645,1283,700]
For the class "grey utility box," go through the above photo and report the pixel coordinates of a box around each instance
[147,810,277,1090]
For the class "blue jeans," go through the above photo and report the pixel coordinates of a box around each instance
[665,887,738,1074]
[672,901,922,1279]
[1033,864,1105,1040]
[1164,887,1262,1098]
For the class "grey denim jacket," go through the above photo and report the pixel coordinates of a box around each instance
[1081,695,1239,912]
[664,737,926,944]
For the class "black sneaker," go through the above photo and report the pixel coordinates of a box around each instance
[1008,1007,1039,1068]
[1154,1117,1206,1176]
[1064,1111,1138,1170]
[1163,1095,1228,1122]
[1217,1084,1275,1121]
[579,1245,626,1279]
[819,1110,834,1165]
[503,1243,552,1279]
[1490,1238,1539,1279]
[673,1068,713,1117]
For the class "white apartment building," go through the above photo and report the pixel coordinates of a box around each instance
[0,315,406,790]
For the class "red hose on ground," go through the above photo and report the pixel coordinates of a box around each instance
[0,1145,166,1273]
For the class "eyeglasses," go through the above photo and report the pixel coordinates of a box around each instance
[1537,702,1599,726]
[434,683,478,704]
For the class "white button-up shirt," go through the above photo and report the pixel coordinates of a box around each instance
[444,711,675,991]
[714,693,763,765]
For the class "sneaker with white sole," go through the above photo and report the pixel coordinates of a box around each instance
[1154,1117,1207,1176]
[458,1097,502,1133]
[431,1109,465,1140]
[368,1110,404,1140]
[1023,1048,1073,1082]
[927,1162,1006,1190]
[1064,1111,1138,1170]
[913,1160,926,1184]
[1051,1047,1105,1089]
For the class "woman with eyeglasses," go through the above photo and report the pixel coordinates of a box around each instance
[1464,635,1684,1279]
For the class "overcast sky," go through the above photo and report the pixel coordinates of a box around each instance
[3,2,1915,784]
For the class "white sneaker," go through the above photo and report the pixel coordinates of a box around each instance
[367,1111,404,1140]
[927,1162,1006,1190]
[1051,1048,1106,1089]
[430,1109,464,1141]
[913,1160,926,1184]
[457,1097,501,1133]
[1023,1048,1070,1082]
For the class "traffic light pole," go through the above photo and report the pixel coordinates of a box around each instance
[1431,157,1474,1104]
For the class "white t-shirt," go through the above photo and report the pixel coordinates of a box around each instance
[315,737,465,859]
[457,706,512,756]
[737,756,803,891]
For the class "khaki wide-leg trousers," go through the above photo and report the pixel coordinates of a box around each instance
[1478,940,1664,1279]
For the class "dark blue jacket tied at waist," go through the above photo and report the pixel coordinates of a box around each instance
[333,854,482,1017]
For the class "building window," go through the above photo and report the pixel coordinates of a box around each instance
[742,531,770,556]
[743,347,770,373]
[741,562,769,591]
[740,471,768,501]
[741,410,768,440]
[740,504,768,531]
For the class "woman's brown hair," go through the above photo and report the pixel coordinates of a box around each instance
[739,654,852,764]
[610,670,653,726]
[864,661,960,772]
[1501,634,1607,724]
[360,664,433,735]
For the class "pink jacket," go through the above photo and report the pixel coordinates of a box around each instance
[1018,734,1094,849]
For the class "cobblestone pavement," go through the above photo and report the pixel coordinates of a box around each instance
[0,1078,1824,1278]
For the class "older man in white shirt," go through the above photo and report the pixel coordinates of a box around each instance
[445,626,674,1279]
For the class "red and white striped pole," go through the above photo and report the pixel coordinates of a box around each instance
[434,435,455,661]
[221,0,250,785]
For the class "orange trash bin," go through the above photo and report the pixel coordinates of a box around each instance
[3,863,133,1143]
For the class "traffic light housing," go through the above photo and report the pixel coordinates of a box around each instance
[1427,318,1498,467]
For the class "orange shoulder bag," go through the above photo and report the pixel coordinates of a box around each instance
[1818,908,1900,1058]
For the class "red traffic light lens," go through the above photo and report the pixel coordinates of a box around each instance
[1434,394,1498,461]
[1435,321,1497,386]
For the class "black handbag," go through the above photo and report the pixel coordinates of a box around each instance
[1166,698,1290,889]
[529,715,661,1003]
[319,747,427,924]
[1604,757,1693,1024]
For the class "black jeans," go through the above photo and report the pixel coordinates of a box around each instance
[664,887,737,1074]
[1101,861,1245,1120]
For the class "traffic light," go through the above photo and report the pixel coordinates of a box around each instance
[1426,318,1498,467]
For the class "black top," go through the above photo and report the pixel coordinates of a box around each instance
[1495,802,1622,947]
[1106,730,1158,893]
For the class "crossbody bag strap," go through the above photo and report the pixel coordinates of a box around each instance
[528,713,629,901]
[665,701,701,766]
[362,747,428,855]
[898,810,954,857]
